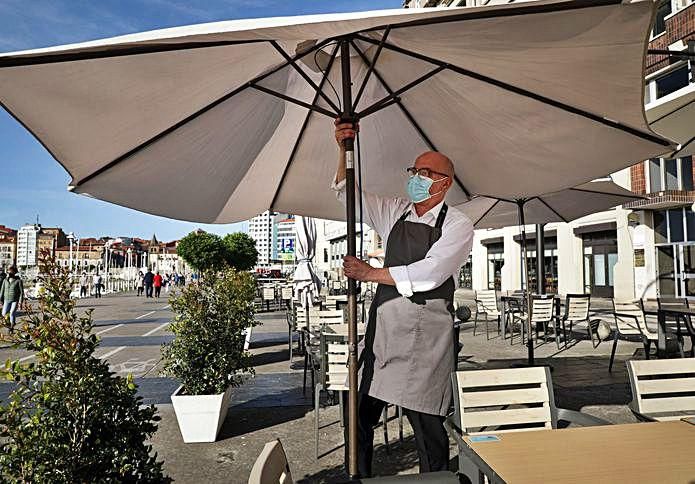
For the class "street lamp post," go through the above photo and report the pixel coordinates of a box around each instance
[67,232,75,273]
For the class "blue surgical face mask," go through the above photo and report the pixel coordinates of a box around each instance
[406,174,447,203]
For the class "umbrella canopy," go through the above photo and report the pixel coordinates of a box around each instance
[457,179,645,229]
[646,83,695,158]
[0,0,674,225]
[292,215,321,306]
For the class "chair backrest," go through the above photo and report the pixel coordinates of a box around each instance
[317,309,345,325]
[325,294,348,309]
[612,300,649,336]
[325,342,349,391]
[295,306,319,330]
[248,439,293,484]
[530,295,554,323]
[657,297,689,310]
[475,290,499,314]
[627,359,695,417]
[452,367,555,435]
[565,294,590,321]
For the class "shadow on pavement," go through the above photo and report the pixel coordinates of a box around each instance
[217,405,311,440]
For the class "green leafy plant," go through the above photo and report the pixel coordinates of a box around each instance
[176,231,229,272]
[0,251,169,483]
[162,268,257,395]
[222,232,259,271]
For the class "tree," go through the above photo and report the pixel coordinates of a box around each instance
[0,252,169,483]
[176,231,228,272]
[222,232,258,271]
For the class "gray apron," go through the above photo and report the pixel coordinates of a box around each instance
[359,204,455,416]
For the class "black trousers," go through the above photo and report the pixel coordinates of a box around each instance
[145,284,153,298]
[80,286,87,298]
[343,392,449,478]
[154,286,161,298]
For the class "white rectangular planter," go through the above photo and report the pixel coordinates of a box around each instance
[171,385,232,443]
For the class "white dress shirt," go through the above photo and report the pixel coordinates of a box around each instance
[333,179,474,298]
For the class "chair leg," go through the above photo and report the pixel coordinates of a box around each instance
[473,310,479,336]
[551,319,560,349]
[561,320,568,349]
[609,331,619,372]
[339,390,344,428]
[398,406,403,442]
[303,352,308,395]
[644,339,651,360]
[382,406,390,453]
[289,327,293,369]
[315,384,321,459]
[485,316,490,341]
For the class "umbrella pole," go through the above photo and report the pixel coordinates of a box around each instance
[517,200,534,365]
[340,38,360,479]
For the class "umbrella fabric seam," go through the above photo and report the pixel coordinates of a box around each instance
[568,187,645,199]
[249,83,336,118]
[352,27,391,112]
[354,34,672,147]
[536,196,570,223]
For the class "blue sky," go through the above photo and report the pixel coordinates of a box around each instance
[0,0,400,241]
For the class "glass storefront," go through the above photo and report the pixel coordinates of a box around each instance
[459,256,472,289]
[653,205,695,299]
[521,241,558,294]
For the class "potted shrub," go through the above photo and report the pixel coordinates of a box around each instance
[0,252,169,482]
[162,268,257,443]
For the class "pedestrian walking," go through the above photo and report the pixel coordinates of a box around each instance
[1,266,24,325]
[93,272,103,298]
[0,266,6,306]
[153,271,163,298]
[143,269,154,298]
[334,121,473,477]
[79,272,88,298]
[137,271,145,296]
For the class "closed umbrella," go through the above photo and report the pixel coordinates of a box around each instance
[0,1,675,475]
[293,215,321,307]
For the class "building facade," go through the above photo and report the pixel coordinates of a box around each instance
[405,0,694,300]
[0,226,16,269]
[16,224,40,267]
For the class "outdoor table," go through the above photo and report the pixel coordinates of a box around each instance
[461,421,695,484]
[642,306,694,358]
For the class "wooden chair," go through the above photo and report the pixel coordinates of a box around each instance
[445,367,609,482]
[627,359,695,421]
[473,290,501,339]
[610,300,658,372]
[248,439,293,484]
[561,294,592,347]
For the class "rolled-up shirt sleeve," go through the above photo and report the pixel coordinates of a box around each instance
[388,216,474,297]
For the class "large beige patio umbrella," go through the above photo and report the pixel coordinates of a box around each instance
[646,82,695,158]
[0,0,675,475]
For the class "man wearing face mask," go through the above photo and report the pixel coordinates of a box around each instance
[333,120,474,477]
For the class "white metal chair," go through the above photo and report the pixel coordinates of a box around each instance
[610,300,659,372]
[316,309,345,326]
[473,290,501,339]
[248,439,293,484]
[509,294,558,347]
[445,367,609,483]
[627,359,695,422]
[561,294,594,347]
[324,294,348,310]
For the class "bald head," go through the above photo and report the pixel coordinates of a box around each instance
[415,151,454,179]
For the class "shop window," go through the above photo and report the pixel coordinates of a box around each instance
[649,158,662,192]
[654,210,668,244]
[683,157,693,191]
[666,158,679,190]
[669,209,685,242]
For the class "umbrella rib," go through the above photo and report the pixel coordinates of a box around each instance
[649,96,695,125]
[473,199,501,227]
[568,187,644,199]
[352,27,391,111]
[71,39,331,189]
[0,39,269,68]
[353,34,671,147]
[269,44,341,211]
[350,40,471,198]
[356,66,445,118]
[536,196,569,223]
[249,84,336,117]
[269,40,341,114]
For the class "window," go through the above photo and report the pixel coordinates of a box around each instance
[649,158,662,192]
[647,157,694,192]
[652,0,672,37]
[654,210,668,244]
[655,64,690,99]
[323,248,328,263]
[666,158,679,190]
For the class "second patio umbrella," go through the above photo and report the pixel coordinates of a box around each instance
[457,179,644,363]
